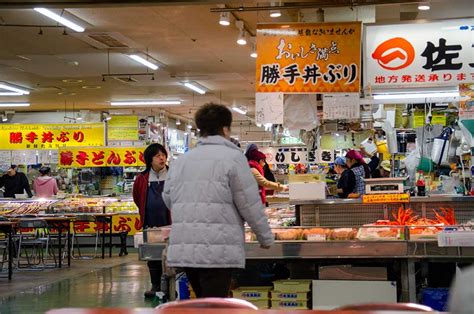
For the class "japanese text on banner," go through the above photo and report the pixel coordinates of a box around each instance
[58,147,145,168]
[256,22,361,93]
[0,123,105,150]
[365,18,474,87]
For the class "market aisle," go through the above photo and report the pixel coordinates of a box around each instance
[0,256,154,313]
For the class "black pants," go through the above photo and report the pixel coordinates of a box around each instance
[148,261,162,288]
[185,268,233,298]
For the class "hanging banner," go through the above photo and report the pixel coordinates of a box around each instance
[364,18,474,88]
[256,22,361,93]
[72,214,141,235]
[0,123,105,150]
[107,115,139,141]
[58,147,145,168]
[260,147,309,164]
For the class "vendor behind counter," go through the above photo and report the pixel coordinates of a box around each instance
[0,165,33,198]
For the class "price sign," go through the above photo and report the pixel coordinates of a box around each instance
[362,193,410,204]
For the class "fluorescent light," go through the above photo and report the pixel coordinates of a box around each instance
[373,92,459,100]
[237,30,247,45]
[128,55,159,70]
[418,4,430,10]
[232,106,247,115]
[183,82,207,95]
[0,103,30,107]
[34,8,85,32]
[0,83,30,95]
[219,12,230,26]
[0,92,23,96]
[270,10,282,18]
[111,100,182,106]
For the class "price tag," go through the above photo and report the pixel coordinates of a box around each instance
[362,193,410,204]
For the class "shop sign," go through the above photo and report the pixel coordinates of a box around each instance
[72,214,141,236]
[0,123,105,150]
[256,22,361,93]
[362,193,410,204]
[58,147,145,168]
[365,18,474,88]
[107,115,139,141]
[260,146,308,164]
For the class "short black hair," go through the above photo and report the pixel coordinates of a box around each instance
[39,167,51,175]
[143,143,167,172]
[195,103,232,137]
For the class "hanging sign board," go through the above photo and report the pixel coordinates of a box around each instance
[58,147,145,168]
[364,18,474,88]
[255,92,284,124]
[0,123,105,150]
[256,22,361,93]
[107,115,139,141]
[323,93,360,120]
[260,147,308,164]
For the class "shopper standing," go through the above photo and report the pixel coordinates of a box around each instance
[133,143,170,298]
[0,165,33,198]
[247,149,288,205]
[33,166,59,198]
[345,150,371,197]
[163,103,274,298]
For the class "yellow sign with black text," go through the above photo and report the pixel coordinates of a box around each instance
[0,123,105,150]
[363,193,410,204]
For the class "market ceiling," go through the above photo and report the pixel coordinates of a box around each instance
[0,0,471,123]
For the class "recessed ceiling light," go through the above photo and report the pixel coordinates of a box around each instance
[33,8,85,32]
[62,79,83,83]
[81,85,101,90]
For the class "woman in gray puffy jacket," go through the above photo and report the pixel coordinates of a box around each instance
[163,103,274,298]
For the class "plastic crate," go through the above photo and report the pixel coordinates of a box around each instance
[231,286,272,301]
[273,280,312,293]
[271,291,310,300]
[271,299,309,309]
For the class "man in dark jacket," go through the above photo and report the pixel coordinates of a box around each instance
[0,165,33,198]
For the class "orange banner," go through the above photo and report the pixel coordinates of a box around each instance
[256,22,361,93]
[58,147,145,168]
[363,193,410,204]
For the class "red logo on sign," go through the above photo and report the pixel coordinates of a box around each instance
[372,37,415,70]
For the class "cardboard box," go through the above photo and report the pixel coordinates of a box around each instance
[231,286,272,301]
[319,265,387,281]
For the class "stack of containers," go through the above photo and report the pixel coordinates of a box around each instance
[271,280,312,310]
[231,286,272,309]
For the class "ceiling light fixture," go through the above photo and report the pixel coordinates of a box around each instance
[0,83,30,95]
[128,55,159,70]
[187,122,193,129]
[1,114,8,122]
[33,8,85,32]
[250,44,257,58]
[232,106,247,115]
[111,100,182,106]
[0,92,23,96]
[418,2,431,10]
[183,82,207,95]
[0,103,30,108]
[237,30,248,45]
[270,1,282,17]
[219,12,231,26]
[176,119,181,126]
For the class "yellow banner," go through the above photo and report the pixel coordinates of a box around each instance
[58,147,145,168]
[363,193,410,204]
[0,123,105,150]
[72,214,141,235]
[256,22,361,93]
[107,115,138,141]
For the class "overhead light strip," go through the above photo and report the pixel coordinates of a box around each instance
[128,55,159,70]
[183,82,207,95]
[0,83,30,95]
[373,92,459,100]
[111,100,182,106]
[34,8,85,32]
[232,106,247,115]
[0,103,30,107]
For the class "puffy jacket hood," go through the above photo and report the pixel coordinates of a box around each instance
[36,176,54,186]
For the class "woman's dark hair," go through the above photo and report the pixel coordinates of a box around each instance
[39,167,51,175]
[195,103,232,137]
[143,143,168,173]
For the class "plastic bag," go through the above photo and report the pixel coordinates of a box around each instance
[403,149,420,183]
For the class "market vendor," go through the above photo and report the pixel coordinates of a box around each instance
[345,150,371,197]
[247,149,288,205]
[132,143,170,298]
[334,157,355,198]
[0,165,33,198]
